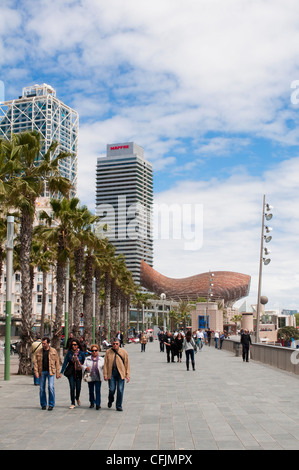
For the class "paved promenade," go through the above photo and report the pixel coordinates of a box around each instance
[1,339,299,451]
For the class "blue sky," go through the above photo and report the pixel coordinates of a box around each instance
[1,0,299,311]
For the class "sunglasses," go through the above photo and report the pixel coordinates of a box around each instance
[91,349,98,352]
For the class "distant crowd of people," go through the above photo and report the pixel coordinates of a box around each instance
[156,328,229,364]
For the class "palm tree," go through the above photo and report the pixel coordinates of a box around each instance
[31,229,56,337]
[117,266,135,341]
[82,236,107,344]
[100,243,117,341]
[0,131,72,373]
[39,197,79,352]
[176,300,193,330]
[132,290,151,333]
[71,205,100,339]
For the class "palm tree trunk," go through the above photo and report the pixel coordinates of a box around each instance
[73,246,84,338]
[68,279,74,334]
[95,268,101,344]
[18,209,34,375]
[104,271,111,341]
[125,295,130,341]
[52,237,66,354]
[83,253,93,344]
[110,278,117,340]
[40,270,47,337]
[0,247,3,292]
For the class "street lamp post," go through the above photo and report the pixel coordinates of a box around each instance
[160,293,166,331]
[206,271,214,329]
[64,259,70,348]
[92,277,96,344]
[4,216,14,381]
[256,195,273,343]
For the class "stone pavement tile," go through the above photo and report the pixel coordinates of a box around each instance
[217,440,245,450]
[278,439,299,450]
[174,441,195,450]
[191,438,219,450]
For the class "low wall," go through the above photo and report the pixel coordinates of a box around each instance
[218,337,299,375]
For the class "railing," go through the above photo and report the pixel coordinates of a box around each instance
[215,337,299,375]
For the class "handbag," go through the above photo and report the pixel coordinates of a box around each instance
[83,370,93,382]
[64,362,74,377]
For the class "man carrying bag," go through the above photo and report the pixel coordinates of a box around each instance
[103,338,130,411]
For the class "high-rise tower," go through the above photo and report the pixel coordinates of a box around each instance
[0,83,78,195]
[96,142,153,284]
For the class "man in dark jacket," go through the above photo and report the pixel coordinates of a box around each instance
[241,329,252,362]
[158,330,165,352]
[164,331,175,363]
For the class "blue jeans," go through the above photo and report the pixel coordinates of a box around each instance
[185,349,195,369]
[108,369,125,409]
[88,380,102,407]
[40,371,55,408]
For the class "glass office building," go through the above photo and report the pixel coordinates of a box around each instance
[96,142,153,284]
[0,83,78,196]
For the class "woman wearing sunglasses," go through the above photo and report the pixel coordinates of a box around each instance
[82,345,104,409]
[61,339,86,409]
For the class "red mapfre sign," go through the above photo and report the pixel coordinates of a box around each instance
[110,145,129,150]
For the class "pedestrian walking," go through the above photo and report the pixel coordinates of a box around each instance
[204,330,208,345]
[60,339,86,409]
[158,330,165,352]
[64,332,74,354]
[175,332,184,362]
[206,328,212,346]
[82,344,104,409]
[183,330,196,371]
[241,329,252,362]
[140,332,147,352]
[117,331,124,347]
[214,331,219,349]
[220,332,225,349]
[164,331,175,363]
[103,338,130,411]
[33,337,61,410]
[79,335,88,354]
[197,329,204,351]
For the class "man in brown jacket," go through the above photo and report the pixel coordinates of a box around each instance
[34,337,61,410]
[103,338,130,411]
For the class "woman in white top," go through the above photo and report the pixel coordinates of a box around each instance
[82,344,104,409]
[183,330,196,371]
